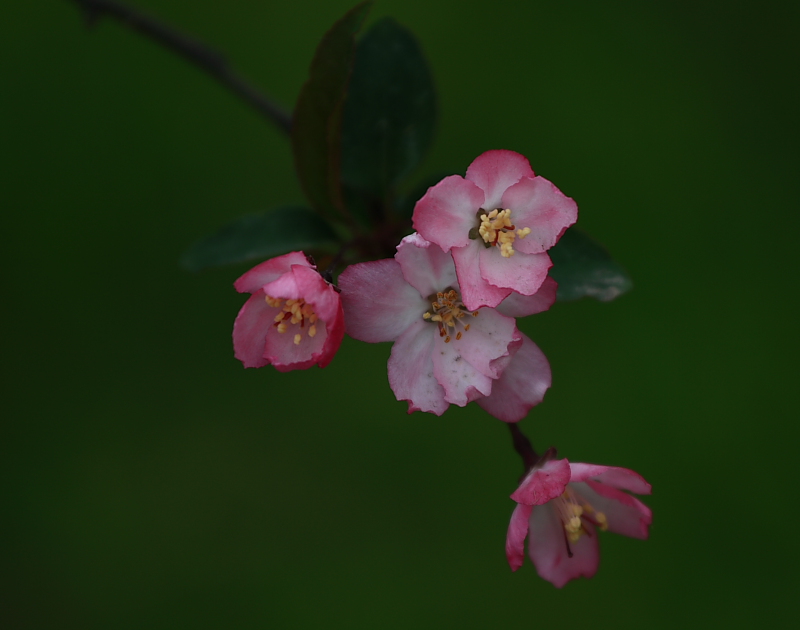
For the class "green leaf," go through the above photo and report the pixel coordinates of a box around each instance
[548,228,633,302]
[340,17,437,201]
[291,1,372,221]
[181,207,340,272]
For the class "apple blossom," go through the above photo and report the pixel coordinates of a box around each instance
[412,150,578,310]
[338,233,533,415]
[232,251,344,372]
[506,455,652,588]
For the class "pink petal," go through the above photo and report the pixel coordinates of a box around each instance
[572,481,652,540]
[510,457,570,505]
[449,308,519,380]
[233,251,312,294]
[317,299,345,369]
[388,320,448,415]
[506,503,533,571]
[568,463,652,495]
[395,233,458,298]
[529,505,600,588]
[500,176,578,254]
[431,332,494,406]
[339,259,427,343]
[232,290,274,368]
[465,150,535,210]
[263,265,338,322]
[495,276,558,318]
[479,247,552,297]
[263,316,327,372]
[477,334,551,422]
[452,243,512,310]
[412,175,485,252]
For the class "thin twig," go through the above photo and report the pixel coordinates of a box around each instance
[65,0,292,134]
[508,423,540,473]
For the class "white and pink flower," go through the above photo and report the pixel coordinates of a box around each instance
[506,455,652,588]
[413,150,578,310]
[232,251,344,371]
[339,233,542,416]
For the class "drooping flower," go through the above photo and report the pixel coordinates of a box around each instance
[506,455,652,588]
[412,150,578,310]
[338,233,524,415]
[232,251,344,372]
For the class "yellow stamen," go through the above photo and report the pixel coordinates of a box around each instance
[476,208,532,258]
[265,294,319,345]
[422,288,477,342]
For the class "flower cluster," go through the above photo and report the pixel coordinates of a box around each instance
[229,150,651,587]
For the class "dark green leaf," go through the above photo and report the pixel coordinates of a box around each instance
[291,1,372,221]
[341,17,437,200]
[181,207,340,272]
[549,228,633,302]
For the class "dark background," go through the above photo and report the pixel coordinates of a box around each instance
[3,1,799,627]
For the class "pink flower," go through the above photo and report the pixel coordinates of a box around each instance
[506,455,652,588]
[338,233,527,415]
[232,251,344,372]
[412,150,578,310]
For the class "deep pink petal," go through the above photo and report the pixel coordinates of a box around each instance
[495,276,558,318]
[233,251,312,294]
[479,247,552,297]
[465,150,534,210]
[316,299,345,369]
[529,506,600,588]
[395,233,458,298]
[431,332,494,406]
[232,290,274,368]
[500,176,578,254]
[506,503,533,571]
[263,265,338,322]
[412,176,485,252]
[477,334,551,422]
[568,463,652,495]
[571,481,652,540]
[510,458,570,505]
[452,243,512,310]
[388,320,448,415]
[449,308,519,380]
[339,259,426,343]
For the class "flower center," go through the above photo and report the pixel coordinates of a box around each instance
[555,488,608,545]
[265,295,318,345]
[422,288,479,343]
[471,208,531,258]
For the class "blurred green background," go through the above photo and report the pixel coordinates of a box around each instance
[3,1,799,628]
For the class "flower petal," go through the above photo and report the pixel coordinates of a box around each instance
[388,319,448,415]
[232,290,274,368]
[571,481,652,540]
[263,265,338,322]
[317,300,344,369]
[495,276,558,318]
[339,259,427,343]
[452,243,512,310]
[506,503,533,571]
[233,251,312,294]
[412,175,485,252]
[479,247,552,297]
[529,506,600,588]
[263,316,327,372]
[568,463,652,495]
[450,308,519,380]
[431,331,494,406]
[477,334,551,422]
[465,150,534,210]
[500,176,578,254]
[395,233,458,298]
[510,457,570,505]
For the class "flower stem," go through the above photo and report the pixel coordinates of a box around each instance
[508,423,539,472]
[64,0,292,134]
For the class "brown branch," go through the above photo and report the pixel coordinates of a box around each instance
[65,0,292,134]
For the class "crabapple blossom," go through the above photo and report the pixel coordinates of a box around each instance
[506,455,652,588]
[338,233,536,416]
[413,150,578,310]
[232,251,344,372]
